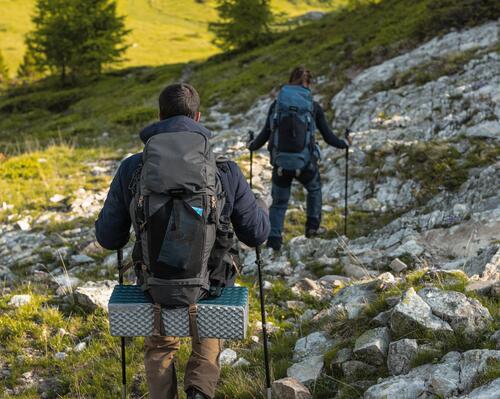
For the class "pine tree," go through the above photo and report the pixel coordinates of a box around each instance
[0,50,8,84]
[17,50,40,83]
[209,0,273,51]
[26,0,130,84]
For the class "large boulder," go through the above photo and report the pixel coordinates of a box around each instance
[287,355,324,384]
[293,332,335,362]
[387,339,418,376]
[454,378,500,399]
[73,280,117,311]
[354,327,391,366]
[272,377,312,399]
[390,288,453,337]
[364,349,500,399]
[418,288,493,336]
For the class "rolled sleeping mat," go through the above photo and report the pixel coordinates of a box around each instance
[108,286,249,340]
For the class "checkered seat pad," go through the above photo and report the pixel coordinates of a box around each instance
[108,286,248,339]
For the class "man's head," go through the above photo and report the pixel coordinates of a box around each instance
[158,83,201,121]
[289,66,312,88]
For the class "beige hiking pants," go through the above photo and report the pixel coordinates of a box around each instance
[144,336,222,399]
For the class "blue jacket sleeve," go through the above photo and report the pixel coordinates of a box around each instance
[228,163,270,247]
[95,163,133,250]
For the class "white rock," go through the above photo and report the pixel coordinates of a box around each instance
[390,288,453,337]
[74,342,86,352]
[74,280,117,311]
[293,332,334,362]
[49,194,66,203]
[16,219,31,231]
[232,358,250,368]
[418,288,493,337]
[287,355,324,384]
[9,294,32,307]
[54,352,67,360]
[219,349,237,366]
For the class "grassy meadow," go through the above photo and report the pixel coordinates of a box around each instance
[0,0,342,74]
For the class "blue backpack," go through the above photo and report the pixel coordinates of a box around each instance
[271,84,315,172]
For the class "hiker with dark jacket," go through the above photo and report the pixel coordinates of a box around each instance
[95,83,270,399]
[248,67,352,251]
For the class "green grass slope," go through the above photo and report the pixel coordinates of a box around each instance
[0,0,340,74]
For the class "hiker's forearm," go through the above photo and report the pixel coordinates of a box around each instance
[316,105,348,149]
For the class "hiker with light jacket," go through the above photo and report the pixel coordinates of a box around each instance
[248,67,352,251]
[96,83,270,399]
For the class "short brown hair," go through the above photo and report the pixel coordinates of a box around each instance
[158,83,200,120]
[289,66,312,86]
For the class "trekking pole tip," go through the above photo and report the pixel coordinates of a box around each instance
[121,385,126,399]
[267,387,272,399]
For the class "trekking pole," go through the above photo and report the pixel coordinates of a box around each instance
[117,249,127,399]
[344,128,350,237]
[255,247,272,399]
[248,130,255,189]
[247,130,272,398]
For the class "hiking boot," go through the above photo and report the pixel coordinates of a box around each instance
[305,226,327,238]
[266,236,282,251]
[187,388,209,399]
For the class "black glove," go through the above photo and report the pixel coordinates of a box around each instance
[209,283,223,298]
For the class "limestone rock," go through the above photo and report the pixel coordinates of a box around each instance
[73,280,117,311]
[272,377,312,399]
[390,288,453,337]
[389,258,408,273]
[9,294,32,307]
[387,339,418,376]
[329,281,378,319]
[454,378,500,399]
[354,327,391,366]
[287,355,324,384]
[418,288,493,336]
[70,254,94,264]
[364,349,500,399]
[219,349,237,366]
[293,332,334,362]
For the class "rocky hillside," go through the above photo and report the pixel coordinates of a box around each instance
[0,10,499,399]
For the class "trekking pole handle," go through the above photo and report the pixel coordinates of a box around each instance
[344,127,351,140]
[248,130,255,141]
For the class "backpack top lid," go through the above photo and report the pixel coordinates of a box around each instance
[140,130,217,196]
[276,84,314,115]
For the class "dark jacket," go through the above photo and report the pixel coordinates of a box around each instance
[249,100,348,151]
[95,115,270,251]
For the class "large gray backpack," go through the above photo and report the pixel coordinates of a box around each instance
[130,131,224,307]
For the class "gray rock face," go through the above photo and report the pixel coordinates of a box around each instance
[73,280,117,311]
[293,331,334,362]
[329,281,378,319]
[364,349,500,399]
[331,348,353,371]
[454,378,500,399]
[354,327,391,366]
[287,355,324,384]
[390,288,453,337]
[0,266,15,283]
[418,288,493,336]
[463,245,499,279]
[272,377,312,399]
[389,258,408,273]
[387,339,418,376]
